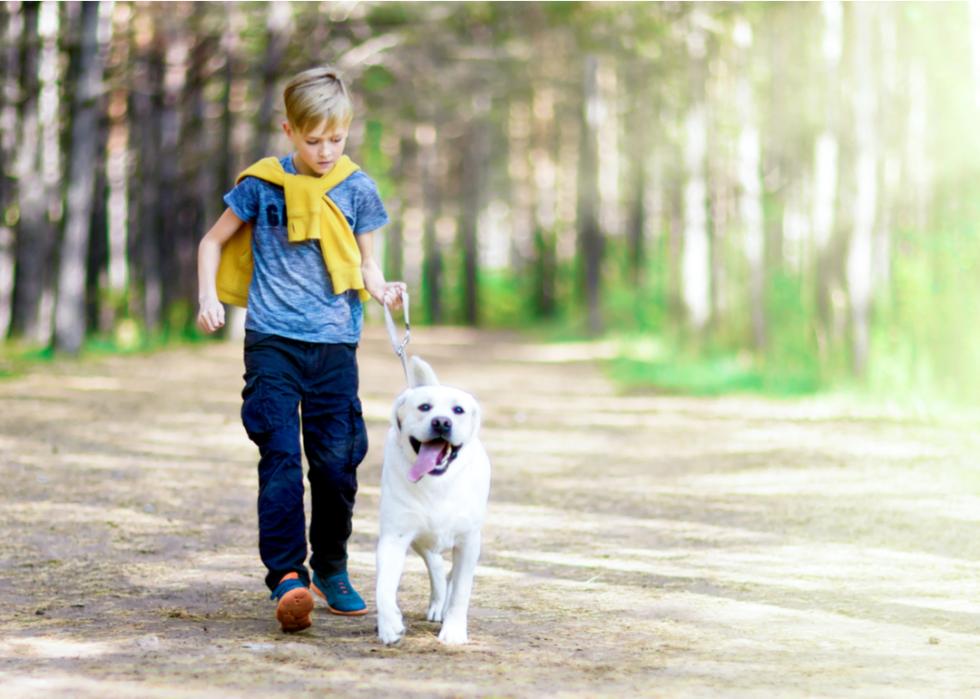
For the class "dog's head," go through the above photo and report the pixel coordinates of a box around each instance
[392,357,481,483]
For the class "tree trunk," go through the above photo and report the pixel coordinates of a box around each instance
[85,91,109,335]
[681,28,710,334]
[625,61,648,289]
[130,9,164,332]
[845,2,878,376]
[667,179,684,326]
[970,0,980,109]
[905,60,930,234]
[11,1,58,344]
[0,0,22,339]
[217,2,248,340]
[734,18,766,350]
[55,1,105,353]
[174,8,215,323]
[813,0,842,360]
[216,2,242,207]
[531,82,558,318]
[419,124,442,323]
[384,134,411,286]
[577,54,603,336]
[505,98,533,278]
[873,5,899,297]
[252,2,290,161]
[157,17,187,323]
[459,115,487,326]
[102,1,133,334]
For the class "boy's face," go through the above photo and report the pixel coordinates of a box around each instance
[283,119,350,177]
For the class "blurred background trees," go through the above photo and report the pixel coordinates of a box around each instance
[1,0,978,402]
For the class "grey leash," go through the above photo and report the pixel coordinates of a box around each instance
[383,292,411,385]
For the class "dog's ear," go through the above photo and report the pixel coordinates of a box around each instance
[392,391,409,430]
[409,356,439,388]
[469,396,482,437]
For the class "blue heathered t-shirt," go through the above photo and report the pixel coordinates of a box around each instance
[223,155,389,344]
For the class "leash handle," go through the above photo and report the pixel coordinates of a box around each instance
[383,291,411,384]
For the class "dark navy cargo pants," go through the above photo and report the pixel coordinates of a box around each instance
[241,331,368,591]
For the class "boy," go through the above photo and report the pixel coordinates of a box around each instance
[196,66,405,633]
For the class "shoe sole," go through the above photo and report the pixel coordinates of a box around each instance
[311,581,369,616]
[276,587,314,632]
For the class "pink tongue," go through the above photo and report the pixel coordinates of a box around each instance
[409,441,447,482]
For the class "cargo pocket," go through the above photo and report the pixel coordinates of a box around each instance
[241,374,279,439]
[347,398,369,470]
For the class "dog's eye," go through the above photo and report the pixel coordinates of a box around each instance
[418,403,432,412]
[453,406,465,415]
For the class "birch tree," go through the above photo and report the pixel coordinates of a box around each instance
[531,83,559,318]
[418,122,443,323]
[7,2,61,343]
[0,0,21,338]
[845,2,878,375]
[625,58,649,289]
[55,1,105,353]
[130,7,163,331]
[681,21,710,334]
[812,0,842,357]
[578,54,603,335]
[734,17,765,349]
[459,104,489,325]
[251,1,291,162]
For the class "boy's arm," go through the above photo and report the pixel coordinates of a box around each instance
[357,230,406,309]
[197,208,246,333]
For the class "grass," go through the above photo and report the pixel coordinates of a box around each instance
[608,354,820,397]
[602,333,822,397]
[0,317,219,380]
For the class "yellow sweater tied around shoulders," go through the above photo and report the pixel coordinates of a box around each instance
[216,155,371,306]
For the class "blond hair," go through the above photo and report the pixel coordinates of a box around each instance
[283,66,353,134]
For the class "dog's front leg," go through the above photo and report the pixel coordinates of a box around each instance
[438,529,481,645]
[376,532,411,645]
[413,543,447,622]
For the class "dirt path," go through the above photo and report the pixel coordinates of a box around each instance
[1,325,979,698]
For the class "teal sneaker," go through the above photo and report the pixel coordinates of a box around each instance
[311,571,368,616]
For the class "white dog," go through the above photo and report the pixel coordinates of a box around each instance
[376,356,491,645]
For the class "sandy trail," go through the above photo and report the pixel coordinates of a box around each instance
[1,325,979,697]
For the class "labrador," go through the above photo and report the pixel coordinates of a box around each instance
[376,356,491,645]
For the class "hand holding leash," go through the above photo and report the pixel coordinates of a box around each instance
[383,291,411,385]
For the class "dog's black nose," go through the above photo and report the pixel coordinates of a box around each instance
[431,416,452,435]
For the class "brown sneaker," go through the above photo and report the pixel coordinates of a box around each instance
[272,572,314,632]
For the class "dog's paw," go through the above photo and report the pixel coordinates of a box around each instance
[377,617,406,646]
[437,620,467,645]
[426,601,444,622]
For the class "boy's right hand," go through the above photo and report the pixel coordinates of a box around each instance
[197,296,225,334]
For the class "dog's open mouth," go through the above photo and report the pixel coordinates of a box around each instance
[408,437,461,482]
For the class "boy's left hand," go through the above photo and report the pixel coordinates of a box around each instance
[382,282,407,310]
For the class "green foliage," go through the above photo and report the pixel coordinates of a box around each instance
[0,307,221,379]
[762,271,823,392]
[867,222,980,407]
[601,262,822,397]
[5,0,978,416]
[359,118,394,201]
[0,342,54,380]
[360,66,395,94]
[610,349,778,397]
[476,270,530,328]
[601,235,669,335]
[556,220,977,406]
